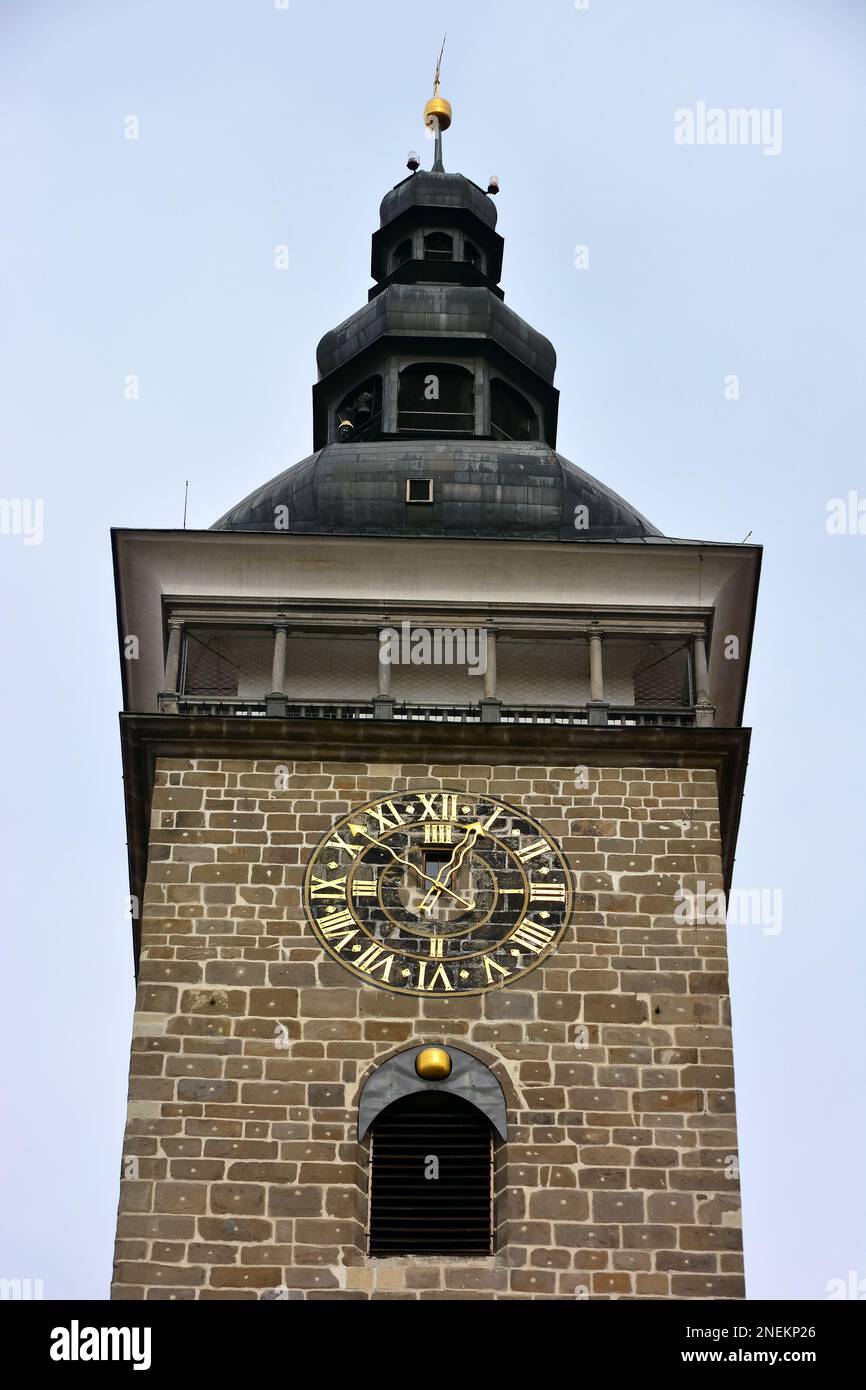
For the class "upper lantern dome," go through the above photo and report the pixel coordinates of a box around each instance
[370,163,505,293]
[212,82,661,542]
[379,170,498,233]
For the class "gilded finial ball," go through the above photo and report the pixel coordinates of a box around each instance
[424,95,452,132]
[415,1046,452,1080]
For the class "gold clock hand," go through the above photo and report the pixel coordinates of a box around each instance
[348,823,474,910]
[418,822,483,913]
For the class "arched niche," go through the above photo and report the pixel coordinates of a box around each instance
[490,377,539,442]
[334,375,382,441]
[423,230,453,261]
[463,239,483,270]
[392,238,412,270]
[397,361,475,435]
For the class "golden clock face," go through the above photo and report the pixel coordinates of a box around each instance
[302,788,572,996]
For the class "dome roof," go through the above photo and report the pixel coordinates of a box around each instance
[211,440,661,540]
[379,171,498,232]
[316,284,556,383]
[213,138,664,546]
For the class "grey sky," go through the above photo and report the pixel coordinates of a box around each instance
[1,0,864,1299]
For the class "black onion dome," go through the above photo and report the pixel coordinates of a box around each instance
[379,170,498,231]
[211,440,661,540]
[213,146,665,543]
[316,284,556,383]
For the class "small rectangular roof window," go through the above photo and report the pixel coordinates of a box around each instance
[406,478,434,503]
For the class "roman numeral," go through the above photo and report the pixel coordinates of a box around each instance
[319,908,355,930]
[351,878,378,898]
[517,838,548,864]
[428,936,444,957]
[327,832,360,860]
[510,919,556,953]
[482,955,512,983]
[318,909,358,950]
[310,874,347,899]
[482,806,504,833]
[529,882,566,902]
[368,800,404,834]
[353,944,394,981]
[424,822,452,844]
[417,792,459,822]
[416,961,453,992]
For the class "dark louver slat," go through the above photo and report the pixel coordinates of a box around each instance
[368,1091,494,1257]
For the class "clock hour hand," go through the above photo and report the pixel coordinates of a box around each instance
[347,823,474,910]
[418,822,483,914]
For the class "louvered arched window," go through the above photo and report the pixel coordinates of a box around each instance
[368,1091,494,1257]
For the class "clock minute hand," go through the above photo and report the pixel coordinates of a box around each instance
[347,823,473,910]
[419,822,483,913]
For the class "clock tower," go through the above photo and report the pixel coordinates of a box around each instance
[110,82,760,1300]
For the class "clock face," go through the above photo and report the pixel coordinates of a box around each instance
[302,788,572,996]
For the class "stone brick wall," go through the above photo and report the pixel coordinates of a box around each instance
[111,757,744,1300]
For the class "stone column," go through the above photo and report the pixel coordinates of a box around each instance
[374,627,395,720]
[158,620,183,713]
[480,627,500,723]
[382,358,400,435]
[266,624,289,717]
[693,633,714,727]
[587,630,608,726]
[475,359,488,437]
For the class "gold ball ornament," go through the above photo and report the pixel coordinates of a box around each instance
[424,95,452,132]
[415,1046,453,1080]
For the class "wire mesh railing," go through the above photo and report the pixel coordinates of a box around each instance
[174,697,697,727]
[173,629,699,727]
[396,411,476,434]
